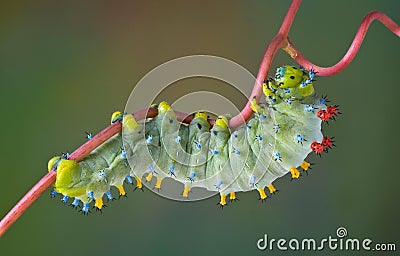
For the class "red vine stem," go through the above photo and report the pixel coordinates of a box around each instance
[229,0,302,128]
[291,11,400,76]
[0,0,399,237]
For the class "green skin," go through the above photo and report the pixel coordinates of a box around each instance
[51,66,326,208]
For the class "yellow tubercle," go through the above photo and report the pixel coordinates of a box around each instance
[215,116,228,129]
[219,194,227,206]
[267,184,277,194]
[301,161,311,171]
[258,188,268,200]
[94,198,104,209]
[290,167,300,179]
[145,173,153,182]
[194,111,208,121]
[182,186,190,197]
[229,192,237,201]
[117,185,126,196]
[158,101,172,113]
[262,81,276,97]
[123,114,139,131]
[154,177,162,189]
[111,111,123,124]
[48,156,62,171]
[136,177,143,189]
[250,97,261,113]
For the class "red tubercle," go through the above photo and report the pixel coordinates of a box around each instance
[310,141,324,155]
[321,136,335,152]
[326,105,341,117]
[317,105,341,122]
[317,110,331,122]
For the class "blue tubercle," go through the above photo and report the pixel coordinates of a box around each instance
[233,131,239,138]
[61,195,69,203]
[305,104,317,113]
[259,114,266,120]
[319,96,329,105]
[86,132,93,140]
[210,149,219,155]
[295,134,306,144]
[125,174,133,184]
[175,136,182,143]
[81,203,90,214]
[121,149,127,158]
[105,190,114,201]
[287,97,295,105]
[273,152,282,161]
[98,170,106,182]
[249,175,257,187]
[284,88,291,94]
[308,68,317,80]
[88,191,94,200]
[146,135,153,144]
[233,149,241,155]
[255,135,263,141]
[215,180,223,190]
[148,164,157,175]
[188,172,196,182]
[169,165,176,177]
[195,141,202,150]
[71,198,80,208]
[50,190,58,198]
[273,124,280,133]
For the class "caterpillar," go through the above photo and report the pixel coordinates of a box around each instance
[48,66,340,213]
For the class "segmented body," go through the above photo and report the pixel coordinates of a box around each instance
[48,66,338,213]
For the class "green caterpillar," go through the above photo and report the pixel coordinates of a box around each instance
[48,66,338,213]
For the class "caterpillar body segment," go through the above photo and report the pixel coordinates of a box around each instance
[48,66,339,211]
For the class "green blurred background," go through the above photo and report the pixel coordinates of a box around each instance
[0,1,399,255]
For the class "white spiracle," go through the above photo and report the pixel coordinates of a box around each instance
[336,227,348,238]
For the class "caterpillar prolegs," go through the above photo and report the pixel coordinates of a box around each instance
[48,66,339,213]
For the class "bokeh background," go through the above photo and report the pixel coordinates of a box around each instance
[0,1,399,255]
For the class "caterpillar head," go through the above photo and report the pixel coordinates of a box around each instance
[48,156,85,196]
[215,115,228,129]
[275,66,303,88]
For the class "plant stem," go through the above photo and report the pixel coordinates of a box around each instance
[290,11,400,76]
[229,0,302,128]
